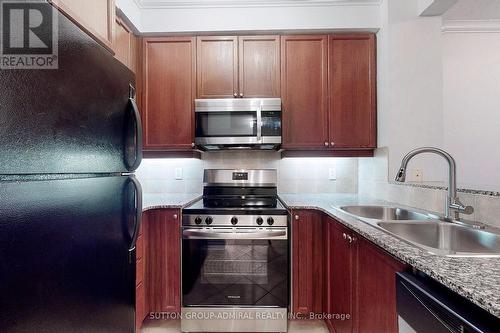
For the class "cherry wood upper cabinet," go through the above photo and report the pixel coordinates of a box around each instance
[292,210,325,315]
[329,34,377,149]
[49,0,115,53]
[143,37,195,150]
[113,16,138,73]
[197,36,238,98]
[356,237,407,333]
[238,36,280,98]
[281,35,329,149]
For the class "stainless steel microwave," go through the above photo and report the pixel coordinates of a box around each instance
[194,98,282,151]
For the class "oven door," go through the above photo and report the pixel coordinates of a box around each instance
[182,227,288,308]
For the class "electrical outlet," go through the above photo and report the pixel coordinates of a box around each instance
[328,168,337,180]
[175,168,183,180]
[411,168,423,182]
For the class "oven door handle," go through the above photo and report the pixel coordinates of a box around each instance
[182,229,287,240]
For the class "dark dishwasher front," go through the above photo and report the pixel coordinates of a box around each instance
[396,272,499,333]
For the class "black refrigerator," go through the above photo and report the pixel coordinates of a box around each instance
[0,4,142,333]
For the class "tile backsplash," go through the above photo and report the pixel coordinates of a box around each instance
[136,151,358,195]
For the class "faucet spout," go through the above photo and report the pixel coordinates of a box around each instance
[394,147,474,221]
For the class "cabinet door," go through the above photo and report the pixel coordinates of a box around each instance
[113,17,132,68]
[146,209,181,313]
[281,35,329,149]
[143,37,195,150]
[328,34,376,149]
[50,0,114,52]
[197,36,238,98]
[238,35,280,98]
[292,210,325,315]
[330,221,357,333]
[356,238,407,333]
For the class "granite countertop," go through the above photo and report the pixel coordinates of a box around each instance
[279,193,500,318]
[142,193,201,211]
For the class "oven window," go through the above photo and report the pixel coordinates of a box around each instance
[195,112,257,137]
[182,239,288,307]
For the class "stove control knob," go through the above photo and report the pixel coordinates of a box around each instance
[267,217,275,226]
[205,216,213,225]
[194,216,202,225]
[231,217,238,225]
[256,217,264,225]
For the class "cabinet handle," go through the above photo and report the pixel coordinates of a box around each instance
[342,233,347,240]
[191,142,195,148]
[239,93,244,98]
[173,214,178,219]
[324,142,329,147]
[294,215,299,221]
[233,93,238,98]
[330,142,335,147]
[346,235,352,243]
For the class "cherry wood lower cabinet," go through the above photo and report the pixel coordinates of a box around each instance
[146,209,181,313]
[355,237,407,333]
[292,210,325,315]
[292,210,408,333]
[136,209,181,330]
[325,219,357,333]
[325,216,409,333]
[136,212,148,332]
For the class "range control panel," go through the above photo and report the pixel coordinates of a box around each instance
[183,214,288,227]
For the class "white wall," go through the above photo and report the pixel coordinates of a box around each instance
[139,4,381,32]
[377,0,446,183]
[120,0,382,33]
[442,32,500,190]
[116,0,142,29]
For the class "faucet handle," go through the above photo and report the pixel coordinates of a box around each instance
[462,205,474,215]
[450,198,474,215]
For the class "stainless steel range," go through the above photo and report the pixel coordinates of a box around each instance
[181,169,289,333]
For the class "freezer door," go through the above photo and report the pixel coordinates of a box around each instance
[0,176,141,333]
[0,3,142,174]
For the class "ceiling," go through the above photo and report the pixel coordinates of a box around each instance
[135,0,381,9]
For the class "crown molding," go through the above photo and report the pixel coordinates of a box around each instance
[135,0,381,9]
[442,19,500,33]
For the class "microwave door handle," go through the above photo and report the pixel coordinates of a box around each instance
[256,106,262,141]
[183,229,286,240]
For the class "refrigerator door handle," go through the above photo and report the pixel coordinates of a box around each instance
[128,97,143,171]
[128,177,143,252]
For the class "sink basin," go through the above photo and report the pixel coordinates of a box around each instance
[377,221,500,257]
[340,205,431,221]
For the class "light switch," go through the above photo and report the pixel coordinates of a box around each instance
[175,168,183,180]
[329,168,337,180]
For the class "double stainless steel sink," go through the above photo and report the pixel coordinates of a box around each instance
[339,205,500,257]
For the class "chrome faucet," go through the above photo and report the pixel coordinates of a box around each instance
[395,147,473,221]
